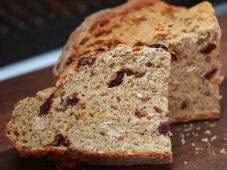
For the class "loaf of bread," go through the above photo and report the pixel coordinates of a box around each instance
[6,45,172,168]
[54,0,222,122]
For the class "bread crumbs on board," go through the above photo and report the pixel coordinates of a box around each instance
[220,148,226,154]
[210,135,217,141]
[201,138,209,143]
[179,122,226,157]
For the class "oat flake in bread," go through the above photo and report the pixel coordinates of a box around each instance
[54,0,222,123]
[6,45,172,168]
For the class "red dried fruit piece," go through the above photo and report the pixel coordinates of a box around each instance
[135,110,147,118]
[77,56,96,67]
[140,96,151,102]
[39,95,53,116]
[62,96,79,108]
[158,121,170,135]
[170,52,177,62]
[52,134,70,147]
[200,44,217,54]
[108,71,124,88]
[108,69,134,88]
[180,99,190,110]
[204,68,218,80]
[149,44,168,51]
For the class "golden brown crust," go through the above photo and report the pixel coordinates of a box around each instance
[9,142,172,166]
[171,112,220,123]
[53,0,179,75]
[53,0,216,76]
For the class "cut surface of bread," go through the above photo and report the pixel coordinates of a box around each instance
[6,45,172,167]
[54,0,222,123]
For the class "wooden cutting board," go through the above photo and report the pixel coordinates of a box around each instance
[0,77,227,170]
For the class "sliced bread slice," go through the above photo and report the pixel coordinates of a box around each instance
[53,0,222,123]
[6,45,172,168]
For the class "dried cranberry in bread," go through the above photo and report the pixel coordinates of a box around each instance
[54,0,222,123]
[6,45,172,168]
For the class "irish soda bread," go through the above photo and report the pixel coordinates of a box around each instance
[6,45,172,167]
[54,0,222,122]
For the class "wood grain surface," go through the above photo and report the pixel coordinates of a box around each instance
[0,13,227,170]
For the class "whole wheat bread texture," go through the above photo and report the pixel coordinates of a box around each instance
[54,0,222,123]
[6,45,172,168]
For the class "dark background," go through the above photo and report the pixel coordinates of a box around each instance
[0,0,226,67]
